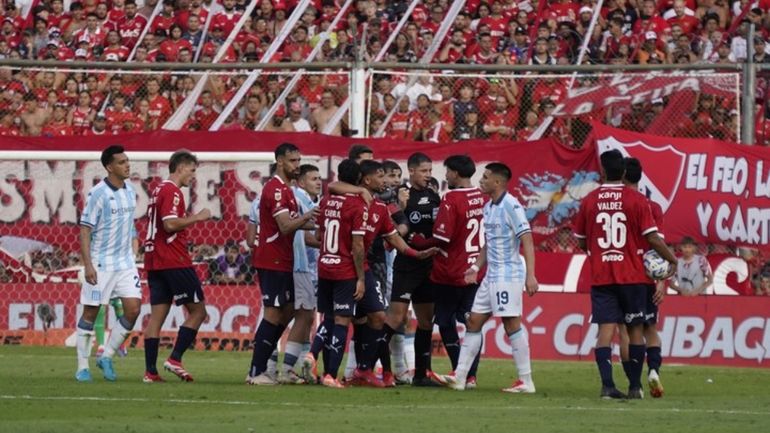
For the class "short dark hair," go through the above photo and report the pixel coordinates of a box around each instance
[348,144,373,161]
[382,160,401,173]
[268,162,277,177]
[359,160,383,178]
[485,162,511,181]
[601,149,625,181]
[275,142,300,159]
[407,152,431,169]
[337,159,361,185]
[101,145,125,167]
[444,155,475,178]
[169,149,198,173]
[299,164,319,178]
[623,157,642,184]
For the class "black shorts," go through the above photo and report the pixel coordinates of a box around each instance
[590,284,647,325]
[391,267,434,304]
[257,268,294,308]
[644,283,658,324]
[317,278,356,317]
[433,283,478,328]
[370,261,389,308]
[148,268,205,306]
[355,271,386,318]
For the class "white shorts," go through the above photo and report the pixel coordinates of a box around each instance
[80,268,142,306]
[294,271,317,310]
[471,278,523,318]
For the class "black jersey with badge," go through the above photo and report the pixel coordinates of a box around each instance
[367,191,408,265]
[393,186,441,272]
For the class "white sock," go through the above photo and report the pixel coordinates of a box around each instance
[344,340,357,378]
[267,349,278,376]
[102,318,131,359]
[390,334,406,373]
[76,326,95,371]
[456,331,482,383]
[299,342,311,364]
[282,341,303,373]
[404,334,415,371]
[509,328,532,383]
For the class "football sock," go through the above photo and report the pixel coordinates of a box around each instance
[249,320,280,377]
[359,325,380,371]
[266,324,286,376]
[76,318,95,371]
[647,346,662,374]
[414,328,432,379]
[628,344,646,389]
[325,324,349,379]
[621,360,633,383]
[103,316,132,359]
[594,346,615,388]
[404,332,416,371]
[468,345,481,378]
[94,306,106,347]
[439,325,461,371]
[144,337,159,374]
[110,298,124,317]
[344,340,357,378]
[170,326,197,362]
[282,341,303,373]
[509,328,532,383]
[376,328,391,373]
[299,342,311,365]
[389,328,406,373]
[311,316,333,359]
[353,324,365,363]
[455,331,482,383]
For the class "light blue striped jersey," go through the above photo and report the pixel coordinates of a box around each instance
[80,178,137,272]
[292,186,319,274]
[248,195,260,225]
[483,192,531,283]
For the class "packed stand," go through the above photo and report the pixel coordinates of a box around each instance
[0,0,764,143]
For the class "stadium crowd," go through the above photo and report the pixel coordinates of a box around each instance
[0,0,766,144]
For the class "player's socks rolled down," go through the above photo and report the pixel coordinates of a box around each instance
[282,341,303,372]
[439,325,461,371]
[325,324,349,378]
[455,331,482,382]
[594,347,615,388]
[76,318,95,371]
[311,316,333,358]
[170,326,198,362]
[249,320,280,376]
[404,333,416,371]
[144,337,160,374]
[267,350,279,376]
[509,328,532,381]
[646,346,662,374]
[358,325,381,371]
[414,328,433,379]
[94,306,106,347]
[299,342,311,364]
[376,329,392,373]
[103,316,132,359]
[628,344,646,389]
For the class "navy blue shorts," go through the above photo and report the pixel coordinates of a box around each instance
[590,284,647,325]
[148,268,204,306]
[645,283,658,324]
[355,271,386,318]
[317,278,356,317]
[256,268,294,308]
[391,267,434,304]
[433,283,478,328]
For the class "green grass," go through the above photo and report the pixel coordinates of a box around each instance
[0,346,768,433]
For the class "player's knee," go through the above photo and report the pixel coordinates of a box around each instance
[368,312,385,329]
[80,305,100,322]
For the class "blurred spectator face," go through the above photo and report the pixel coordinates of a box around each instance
[321,92,335,108]
[541,100,555,115]
[147,79,161,95]
[107,31,120,45]
[289,105,302,121]
[465,111,478,125]
[440,84,452,101]
[138,98,150,114]
[126,2,137,18]
[171,26,183,40]
[246,95,261,113]
[670,25,682,40]
[398,97,409,112]
[476,4,490,18]
[535,38,547,54]
[260,0,273,15]
[96,3,108,19]
[24,96,38,112]
[704,17,718,33]
[94,116,106,131]
[223,0,236,11]
[144,34,157,48]
[78,91,91,107]
[267,78,280,94]
[754,38,766,53]
[201,92,213,108]
[417,94,430,109]
[188,15,201,32]
[32,262,46,274]
[760,275,770,295]
[680,241,697,258]
[53,105,67,121]
[479,34,493,52]
[86,75,98,90]
[459,85,473,101]
[495,96,507,112]
[86,15,99,30]
[383,94,396,111]
[52,0,64,14]
[178,48,192,62]
[113,96,126,111]
[673,1,686,18]
[641,0,656,18]
[294,27,308,42]
[47,91,58,107]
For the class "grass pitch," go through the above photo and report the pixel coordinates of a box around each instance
[0,346,768,433]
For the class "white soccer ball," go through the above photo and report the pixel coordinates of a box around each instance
[643,250,670,280]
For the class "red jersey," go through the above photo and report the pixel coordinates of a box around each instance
[485,110,517,140]
[118,14,147,48]
[363,200,398,268]
[147,95,171,125]
[573,184,658,286]
[105,108,135,133]
[478,16,507,45]
[253,176,300,272]
[71,107,93,134]
[211,11,242,36]
[144,180,193,270]
[191,107,220,130]
[317,194,368,280]
[431,187,487,286]
[41,122,74,137]
[103,45,130,61]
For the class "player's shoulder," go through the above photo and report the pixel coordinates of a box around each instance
[86,179,110,198]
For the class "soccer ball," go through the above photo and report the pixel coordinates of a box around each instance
[643,250,670,280]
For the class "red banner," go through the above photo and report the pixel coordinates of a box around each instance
[591,123,770,252]
[552,73,737,117]
[0,130,597,254]
[2,279,768,367]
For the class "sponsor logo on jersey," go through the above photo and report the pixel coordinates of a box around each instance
[418,196,430,205]
[275,190,282,201]
[372,213,380,223]
[173,194,180,206]
[409,211,422,223]
[334,303,351,310]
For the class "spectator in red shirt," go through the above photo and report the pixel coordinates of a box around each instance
[633,0,671,43]
[117,0,147,50]
[439,29,468,63]
[150,1,176,37]
[68,90,95,135]
[105,94,135,134]
[102,30,130,61]
[159,25,193,62]
[135,97,158,131]
[283,25,313,61]
[47,0,70,30]
[190,90,220,131]
[0,109,21,136]
[483,95,518,141]
[212,0,242,38]
[479,0,508,47]
[468,32,501,64]
[667,0,700,35]
[41,104,74,137]
[83,113,112,135]
[144,77,171,126]
[73,12,107,50]
[516,110,539,141]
